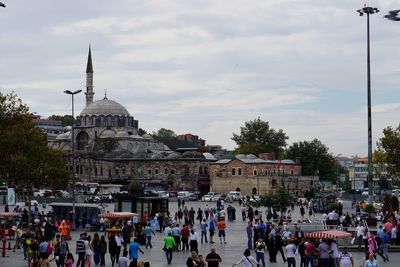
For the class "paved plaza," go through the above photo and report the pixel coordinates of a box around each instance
[2,200,400,267]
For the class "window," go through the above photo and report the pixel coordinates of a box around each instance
[122,168,126,175]
[154,168,159,175]
[108,169,111,177]
[290,169,294,175]
[147,169,152,175]
[170,169,175,175]
[115,168,119,175]
[164,168,168,175]
[253,169,258,176]
[232,168,236,175]
[238,168,242,176]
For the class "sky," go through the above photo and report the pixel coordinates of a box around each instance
[1,0,400,157]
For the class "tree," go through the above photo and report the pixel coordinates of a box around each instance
[0,92,69,222]
[250,187,291,212]
[231,117,288,157]
[48,114,73,127]
[285,139,337,180]
[377,125,400,176]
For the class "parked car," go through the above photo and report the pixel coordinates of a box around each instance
[177,191,191,200]
[361,189,369,196]
[201,192,216,201]
[188,192,199,201]
[211,194,222,201]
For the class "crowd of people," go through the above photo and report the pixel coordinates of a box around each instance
[4,196,400,267]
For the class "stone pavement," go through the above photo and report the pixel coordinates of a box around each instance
[2,200,400,267]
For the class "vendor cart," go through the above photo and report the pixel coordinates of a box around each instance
[97,212,138,238]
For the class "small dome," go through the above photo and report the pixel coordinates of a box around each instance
[167,152,181,159]
[142,133,153,139]
[246,154,257,160]
[236,154,246,159]
[116,131,129,138]
[80,98,130,117]
[100,129,116,138]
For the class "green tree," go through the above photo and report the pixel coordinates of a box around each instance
[0,92,69,222]
[377,125,400,176]
[48,114,73,127]
[250,187,291,212]
[232,117,288,157]
[285,139,336,180]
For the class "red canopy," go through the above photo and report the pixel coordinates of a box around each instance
[0,212,20,218]
[97,212,138,219]
[304,229,352,239]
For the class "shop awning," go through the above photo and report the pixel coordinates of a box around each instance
[304,229,352,239]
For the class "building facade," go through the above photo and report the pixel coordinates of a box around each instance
[210,154,319,196]
[51,47,214,193]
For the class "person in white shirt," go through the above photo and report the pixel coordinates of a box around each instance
[232,249,261,267]
[189,229,199,254]
[118,250,130,267]
[286,240,297,267]
[356,223,365,250]
[338,247,354,267]
[330,240,339,267]
[163,224,172,237]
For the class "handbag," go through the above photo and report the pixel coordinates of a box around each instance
[350,237,355,245]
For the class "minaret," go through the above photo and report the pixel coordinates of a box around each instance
[85,45,94,106]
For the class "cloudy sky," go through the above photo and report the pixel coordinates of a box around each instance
[1,1,399,157]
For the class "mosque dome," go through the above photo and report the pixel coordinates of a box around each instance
[116,131,129,138]
[100,129,116,138]
[80,98,130,117]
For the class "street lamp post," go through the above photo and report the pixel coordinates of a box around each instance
[64,89,82,230]
[357,5,379,204]
[336,154,342,192]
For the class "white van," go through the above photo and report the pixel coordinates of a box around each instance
[227,191,243,201]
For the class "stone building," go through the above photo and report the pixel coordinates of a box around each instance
[210,154,319,196]
[51,47,215,193]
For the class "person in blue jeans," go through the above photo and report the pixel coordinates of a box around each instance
[255,238,266,267]
[246,221,253,250]
[200,219,208,243]
[382,229,390,262]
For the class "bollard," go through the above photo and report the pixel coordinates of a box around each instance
[8,241,11,250]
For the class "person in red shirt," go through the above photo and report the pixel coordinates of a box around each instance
[217,220,226,244]
[181,224,190,251]
[305,240,315,267]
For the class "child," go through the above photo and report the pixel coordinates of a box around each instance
[65,253,74,267]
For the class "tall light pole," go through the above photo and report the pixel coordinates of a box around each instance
[357,5,379,203]
[64,89,82,230]
[336,154,342,192]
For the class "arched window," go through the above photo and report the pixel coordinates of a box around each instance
[76,131,90,151]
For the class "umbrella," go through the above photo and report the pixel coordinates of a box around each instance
[304,229,352,239]
[97,212,138,219]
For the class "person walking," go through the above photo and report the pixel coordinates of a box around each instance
[129,238,144,267]
[209,220,216,244]
[232,249,260,267]
[304,240,315,267]
[115,233,123,263]
[76,233,87,267]
[99,235,107,267]
[356,223,365,251]
[246,221,253,250]
[186,251,202,267]
[205,247,222,267]
[363,253,378,267]
[57,235,69,267]
[181,224,190,251]
[201,219,208,244]
[255,238,266,267]
[109,235,118,266]
[118,250,130,267]
[286,240,297,267]
[91,233,101,267]
[171,224,181,251]
[382,229,390,262]
[338,247,354,267]
[217,219,226,244]
[298,240,306,267]
[318,239,330,267]
[164,233,176,265]
[330,240,339,267]
[189,229,199,253]
[145,223,155,249]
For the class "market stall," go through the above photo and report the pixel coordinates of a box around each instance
[97,212,138,237]
[304,230,352,267]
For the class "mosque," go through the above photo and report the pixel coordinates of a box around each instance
[51,47,214,193]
